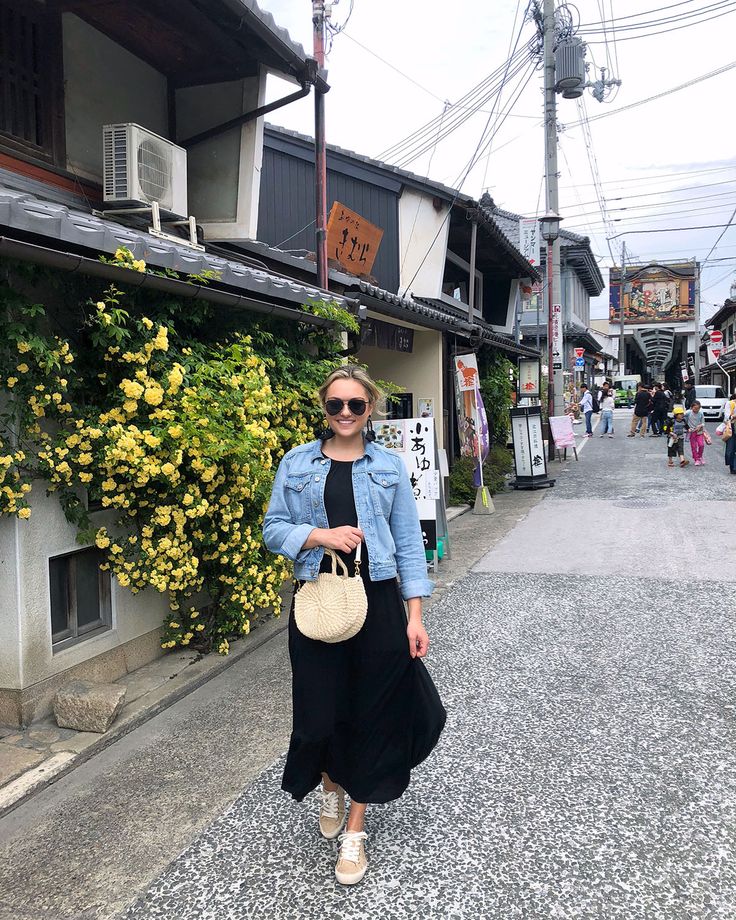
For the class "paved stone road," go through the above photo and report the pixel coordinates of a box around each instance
[121,415,736,920]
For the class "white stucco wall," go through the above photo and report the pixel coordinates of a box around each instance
[0,488,169,692]
[398,189,450,299]
[63,14,169,181]
[356,314,444,449]
[176,74,266,238]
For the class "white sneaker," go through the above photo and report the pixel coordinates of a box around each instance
[336,830,368,885]
[319,785,346,840]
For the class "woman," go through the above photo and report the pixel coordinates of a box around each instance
[723,391,736,474]
[263,366,446,886]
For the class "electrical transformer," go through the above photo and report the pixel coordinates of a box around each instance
[554,38,586,93]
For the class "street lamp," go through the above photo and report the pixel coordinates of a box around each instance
[540,211,562,460]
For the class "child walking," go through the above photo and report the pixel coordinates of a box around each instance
[685,400,706,465]
[663,408,689,468]
[598,389,615,438]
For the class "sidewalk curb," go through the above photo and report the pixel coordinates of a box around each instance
[0,615,289,820]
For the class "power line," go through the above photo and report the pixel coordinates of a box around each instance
[702,205,736,263]
[609,223,736,237]
[563,61,736,128]
[579,0,736,33]
[582,3,736,42]
[558,164,736,190]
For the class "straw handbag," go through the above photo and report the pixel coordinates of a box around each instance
[294,543,368,643]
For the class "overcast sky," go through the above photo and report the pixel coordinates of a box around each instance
[260,0,736,321]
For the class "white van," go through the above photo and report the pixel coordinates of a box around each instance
[693,385,726,421]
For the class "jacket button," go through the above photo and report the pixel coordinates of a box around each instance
[315,476,320,482]
[320,459,326,464]
[382,479,387,485]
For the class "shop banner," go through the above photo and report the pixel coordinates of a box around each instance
[518,358,541,398]
[453,354,489,486]
[519,218,540,267]
[371,418,439,550]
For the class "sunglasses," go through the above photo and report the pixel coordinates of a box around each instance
[324,398,369,417]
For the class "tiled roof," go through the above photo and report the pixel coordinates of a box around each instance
[0,184,352,312]
[480,194,605,296]
[264,124,468,203]
[703,298,735,328]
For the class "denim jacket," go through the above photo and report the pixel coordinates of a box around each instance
[263,439,434,599]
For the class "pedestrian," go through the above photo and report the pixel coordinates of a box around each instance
[650,384,668,437]
[723,392,736,475]
[263,365,446,886]
[599,387,615,438]
[663,408,689,468]
[579,383,594,437]
[684,381,696,409]
[628,383,652,437]
[685,399,706,465]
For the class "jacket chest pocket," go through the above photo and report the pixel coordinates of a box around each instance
[284,473,313,521]
[368,469,399,517]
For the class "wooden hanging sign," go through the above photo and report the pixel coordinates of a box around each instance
[326,201,384,276]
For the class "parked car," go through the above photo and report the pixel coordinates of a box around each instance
[693,385,726,420]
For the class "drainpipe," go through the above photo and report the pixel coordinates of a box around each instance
[180,81,313,149]
[313,1,329,291]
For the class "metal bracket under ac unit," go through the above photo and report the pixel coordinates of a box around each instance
[96,200,205,252]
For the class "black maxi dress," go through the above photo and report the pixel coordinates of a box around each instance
[281,458,446,805]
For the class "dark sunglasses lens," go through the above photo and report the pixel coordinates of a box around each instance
[325,399,343,416]
[348,399,368,415]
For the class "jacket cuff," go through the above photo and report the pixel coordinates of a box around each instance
[281,524,317,561]
[399,577,435,600]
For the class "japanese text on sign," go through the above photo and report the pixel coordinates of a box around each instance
[551,303,562,369]
[519,218,540,266]
[326,201,384,276]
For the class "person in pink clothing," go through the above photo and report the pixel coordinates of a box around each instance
[685,400,706,465]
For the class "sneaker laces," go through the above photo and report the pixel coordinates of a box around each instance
[338,830,367,864]
[321,788,340,820]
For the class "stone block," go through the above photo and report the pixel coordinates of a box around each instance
[53,680,127,734]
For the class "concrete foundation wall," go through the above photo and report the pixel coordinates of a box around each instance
[0,488,170,725]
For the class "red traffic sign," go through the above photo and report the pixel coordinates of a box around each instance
[712,347,722,360]
[709,330,723,344]
[574,347,585,358]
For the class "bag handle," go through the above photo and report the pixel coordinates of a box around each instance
[323,543,363,579]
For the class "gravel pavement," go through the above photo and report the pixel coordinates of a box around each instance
[2,411,735,919]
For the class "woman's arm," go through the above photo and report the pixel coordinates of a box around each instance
[406,597,429,659]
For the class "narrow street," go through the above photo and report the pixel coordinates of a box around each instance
[2,412,735,919]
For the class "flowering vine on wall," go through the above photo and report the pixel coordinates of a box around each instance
[0,249,359,654]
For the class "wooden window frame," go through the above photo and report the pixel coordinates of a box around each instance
[50,547,112,651]
[0,0,66,167]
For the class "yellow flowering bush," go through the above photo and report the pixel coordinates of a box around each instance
[1,264,353,653]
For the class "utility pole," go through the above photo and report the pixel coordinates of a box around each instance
[543,0,564,419]
[619,242,626,376]
[312,1,329,290]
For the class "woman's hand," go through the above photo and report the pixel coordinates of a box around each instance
[321,526,364,553]
[407,621,429,659]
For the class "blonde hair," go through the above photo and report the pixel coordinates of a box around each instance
[319,365,382,410]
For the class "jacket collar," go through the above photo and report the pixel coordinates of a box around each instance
[308,437,377,463]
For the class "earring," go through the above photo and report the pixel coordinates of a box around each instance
[365,417,376,443]
[317,420,335,441]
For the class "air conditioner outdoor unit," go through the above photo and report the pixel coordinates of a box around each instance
[103,123,187,218]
